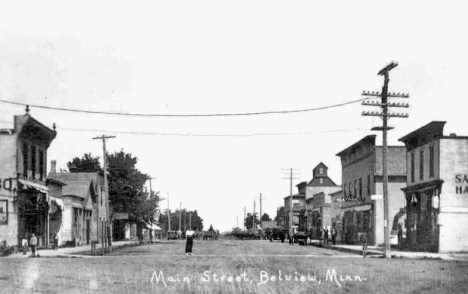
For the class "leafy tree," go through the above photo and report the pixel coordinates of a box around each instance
[244,212,260,230]
[274,207,284,222]
[67,153,101,172]
[261,213,271,221]
[68,150,161,225]
[159,209,203,231]
[209,224,214,232]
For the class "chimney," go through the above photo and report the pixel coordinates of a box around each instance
[50,160,57,175]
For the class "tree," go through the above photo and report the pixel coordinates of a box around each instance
[244,213,260,230]
[209,224,214,232]
[274,207,285,222]
[67,153,102,172]
[107,150,160,224]
[159,209,204,231]
[261,213,272,221]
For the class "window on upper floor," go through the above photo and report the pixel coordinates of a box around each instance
[319,178,323,184]
[359,178,362,199]
[39,149,44,181]
[419,149,424,181]
[319,168,323,174]
[367,174,371,196]
[429,146,434,178]
[31,145,36,179]
[22,142,28,178]
[410,152,415,182]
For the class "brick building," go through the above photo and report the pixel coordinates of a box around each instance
[399,121,468,253]
[336,135,406,245]
[0,110,56,247]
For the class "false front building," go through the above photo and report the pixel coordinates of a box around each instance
[336,135,406,245]
[0,110,56,247]
[399,121,468,253]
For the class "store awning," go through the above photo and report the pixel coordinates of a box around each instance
[18,179,49,194]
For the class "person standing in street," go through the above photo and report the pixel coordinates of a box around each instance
[30,234,37,257]
[22,236,28,255]
[361,232,368,258]
[185,227,195,256]
[53,233,59,250]
[331,226,337,245]
[323,227,329,245]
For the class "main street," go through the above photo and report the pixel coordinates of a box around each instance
[1,239,467,294]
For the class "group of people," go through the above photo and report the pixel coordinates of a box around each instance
[316,226,338,245]
[21,233,59,256]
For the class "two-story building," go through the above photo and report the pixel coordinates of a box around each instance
[336,135,406,245]
[0,109,56,247]
[283,182,306,235]
[304,163,341,237]
[399,121,468,253]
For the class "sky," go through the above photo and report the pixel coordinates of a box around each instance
[1,1,468,232]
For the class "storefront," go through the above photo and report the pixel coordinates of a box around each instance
[17,180,50,248]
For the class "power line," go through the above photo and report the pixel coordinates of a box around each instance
[0,120,368,136]
[0,97,368,118]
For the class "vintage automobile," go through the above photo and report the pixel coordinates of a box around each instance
[269,226,286,242]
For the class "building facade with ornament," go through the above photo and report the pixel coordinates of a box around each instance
[399,121,468,253]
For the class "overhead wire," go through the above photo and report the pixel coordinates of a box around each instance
[0,97,369,117]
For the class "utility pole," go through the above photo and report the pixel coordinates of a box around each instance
[179,202,182,233]
[362,61,409,259]
[281,168,301,238]
[93,134,115,254]
[252,200,256,229]
[259,193,262,228]
[189,211,192,229]
[243,207,246,230]
[167,193,171,231]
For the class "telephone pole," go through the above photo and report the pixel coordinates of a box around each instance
[179,202,182,233]
[93,134,115,254]
[252,200,256,229]
[167,193,171,231]
[189,211,192,229]
[281,168,301,238]
[243,207,246,230]
[362,61,409,259]
[259,193,262,228]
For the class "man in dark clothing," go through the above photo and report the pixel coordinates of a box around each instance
[331,226,337,245]
[323,227,329,245]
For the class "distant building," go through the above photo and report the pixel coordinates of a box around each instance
[284,182,306,235]
[399,121,468,253]
[304,163,340,236]
[49,166,110,246]
[0,110,56,248]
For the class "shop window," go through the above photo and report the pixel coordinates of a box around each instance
[410,153,415,182]
[429,146,434,178]
[0,200,7,224]
[419,150,424,181]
